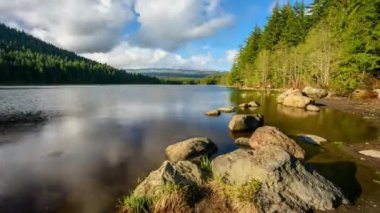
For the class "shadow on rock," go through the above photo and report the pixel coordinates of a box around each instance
[307,161,361,203]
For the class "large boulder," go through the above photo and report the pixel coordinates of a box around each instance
[277,89,303,104]
[283,95,312,108]
[249,126,305,159]
[165,137,217,163]
[302,86,328,98]
[228,114,264,132]
[211,146,348,213]
[134,161,205,197]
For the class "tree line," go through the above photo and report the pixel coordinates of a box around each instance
[0,24,160,85]
[226,0,379,93]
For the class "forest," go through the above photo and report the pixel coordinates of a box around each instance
[226,0,380,93]
[0,24,160,85]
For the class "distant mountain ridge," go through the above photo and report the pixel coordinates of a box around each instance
[0,23,159,84]
[126,68,222,78]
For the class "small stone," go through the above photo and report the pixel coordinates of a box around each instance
[298,134,327,146]
[359,150,380,159]
[306,104,320,112]
[205,110,220,116]
[234,137,250,146]
[218,106,235,113]
[228,114,264,132]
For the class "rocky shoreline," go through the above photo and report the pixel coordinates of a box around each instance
[118,86,380,212]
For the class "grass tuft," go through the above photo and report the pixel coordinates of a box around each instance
[199,155,213,174]
[119,194,153,213]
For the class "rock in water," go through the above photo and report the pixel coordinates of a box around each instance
[165,137,217,163]
[298,134,327,146]
[234,137,250,146]
[249,126,305,159]
[248,101,260,107]
[211,146,348,213]
[218,107,235,113]
[134,161,205,197]
[205,110,220,116]
[302,86,328,98]
[228,114,264,132]
[239,103,250,109]
[306,104,320,112]
[277,89,303,104]
[283,95,312,108]
[359,150,380,159]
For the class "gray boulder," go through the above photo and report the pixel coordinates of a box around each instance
[165,137,217,163]
[298,134,327,146]
[249,126,305,159]
[134,160,205,197]
[228,114,264,132]
[302,86,328,98]
[283,95,312,108]
[277,89,303,104]
[211,146,348,213]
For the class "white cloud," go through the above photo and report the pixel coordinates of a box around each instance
[81,42,216,70]
[0,0,234,70]
[133,0,233,50]
[0,0,134,53]
[226,49,238,63]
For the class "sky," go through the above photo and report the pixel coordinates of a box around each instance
[0,0,312,71]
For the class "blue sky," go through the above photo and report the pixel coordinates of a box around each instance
[0,0,313,71]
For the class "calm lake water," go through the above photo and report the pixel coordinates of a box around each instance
[0,85,379,213]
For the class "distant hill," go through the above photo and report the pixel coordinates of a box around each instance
[0,23,159,85]
[126,68,221,79]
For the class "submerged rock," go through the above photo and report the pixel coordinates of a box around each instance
[234,137,250,146]
[228,114,264,132]
[134,161,205,197]
[205,110,221,116]
[249,126,305,159]
[211,146,348,213]
[165,137,217,163]
[218,107,235,113]
[302,86,328,98]
[283,95,312,108]
[359,150,380,159]
[277,89,303,104]
[298,134,327,146]
[306,104,320,112]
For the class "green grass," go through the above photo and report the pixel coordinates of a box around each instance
[212,175,261,202]
[119,183,190,213]
[119,194,153,213]
[199,156,213,174]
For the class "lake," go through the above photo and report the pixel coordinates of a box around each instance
[0,85,379,213]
